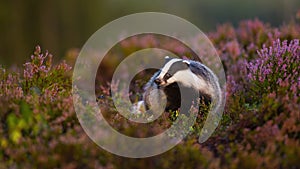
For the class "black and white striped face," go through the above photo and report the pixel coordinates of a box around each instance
[153,56,218,103]
[154,57,192,87]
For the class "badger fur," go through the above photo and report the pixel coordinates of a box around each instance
[133,56,221,115]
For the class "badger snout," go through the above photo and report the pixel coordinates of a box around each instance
[154,78,168,87]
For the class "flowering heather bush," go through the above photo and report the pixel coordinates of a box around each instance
[0,17,300,169]
[22,46,72,96]
[247,39,299,99]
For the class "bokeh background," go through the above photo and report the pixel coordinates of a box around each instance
[0,0,299,67]
[1,1,300,168]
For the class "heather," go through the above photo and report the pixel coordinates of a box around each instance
[0,19,299,169]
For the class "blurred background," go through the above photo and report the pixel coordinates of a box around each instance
[0,0,299,67]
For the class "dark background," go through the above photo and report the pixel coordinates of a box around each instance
[0,0,299,67]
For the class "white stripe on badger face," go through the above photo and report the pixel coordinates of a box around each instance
[157,58,182,80]
[167,69,214,96]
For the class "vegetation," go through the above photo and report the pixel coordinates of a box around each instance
[0,17,299,168]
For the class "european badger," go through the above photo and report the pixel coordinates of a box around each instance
[133,56,221,115]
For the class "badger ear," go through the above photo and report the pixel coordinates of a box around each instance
[164,56,172,63]
[182,60,190,65]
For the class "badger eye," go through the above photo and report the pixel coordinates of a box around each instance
[164,73,172,79]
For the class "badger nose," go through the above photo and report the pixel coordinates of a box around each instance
[154,78,162,85]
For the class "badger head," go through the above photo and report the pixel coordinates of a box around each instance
[154,56,200,89]
[154,56,213,95]
[155,56,186,86]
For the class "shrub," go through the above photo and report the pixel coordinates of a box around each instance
[247,39,299,100]
[0,17,299,168]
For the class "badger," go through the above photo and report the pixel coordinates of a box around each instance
[132,56,222,115]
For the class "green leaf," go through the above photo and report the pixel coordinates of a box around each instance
[10,130,21,144]
[7,113,18,129]
[20,101,33,123]
[17,119,27,130]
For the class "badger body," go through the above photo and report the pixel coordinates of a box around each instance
[134,56,221,114]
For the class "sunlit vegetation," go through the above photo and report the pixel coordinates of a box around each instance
[0,16,299,168]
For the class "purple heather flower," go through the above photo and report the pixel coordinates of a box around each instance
[247,39,299,94]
